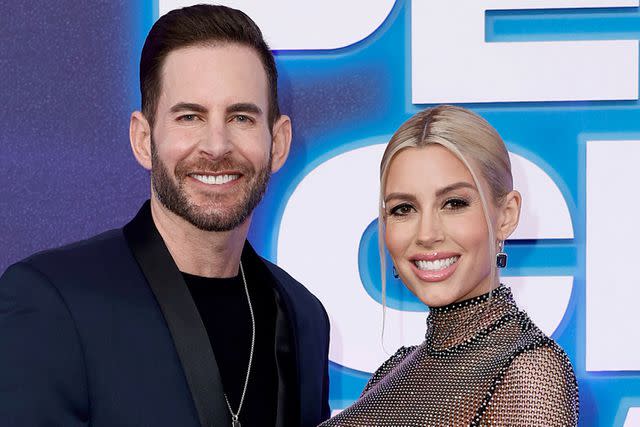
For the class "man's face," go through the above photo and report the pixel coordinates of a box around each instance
[150,44,274,232]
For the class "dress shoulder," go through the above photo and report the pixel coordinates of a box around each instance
[477,337,579,426]
[361,345,418,396]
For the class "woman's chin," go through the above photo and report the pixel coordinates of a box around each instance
[410,285,458,308]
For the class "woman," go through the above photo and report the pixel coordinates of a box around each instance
[320,106,578,426]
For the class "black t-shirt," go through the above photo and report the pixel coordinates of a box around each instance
[183,263,278,426]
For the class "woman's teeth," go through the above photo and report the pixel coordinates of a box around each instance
[191,174,239,185]
[414,256,459,271]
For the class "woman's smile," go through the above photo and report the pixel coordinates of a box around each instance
[409,253,460,282]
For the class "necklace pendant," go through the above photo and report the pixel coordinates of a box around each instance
[232,420,241,427]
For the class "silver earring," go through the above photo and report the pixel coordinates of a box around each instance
[392,266,399,278]
[496,240,507,268]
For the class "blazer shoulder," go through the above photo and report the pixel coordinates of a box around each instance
[0,261,90,426]
[25,227,124,261]
[6,228,141,303]
[19,228,127,274]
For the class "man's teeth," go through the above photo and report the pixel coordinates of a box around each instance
[414,256,459,271]
[192,174,239,185]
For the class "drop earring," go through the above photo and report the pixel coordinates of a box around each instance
[496,240,507,268]
[393,266,399,278]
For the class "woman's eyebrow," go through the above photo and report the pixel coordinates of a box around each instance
[384,182,476,204]
[384,193,418,204]
[435,182,476,197]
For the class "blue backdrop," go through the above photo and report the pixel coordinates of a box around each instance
[2,1,640,425]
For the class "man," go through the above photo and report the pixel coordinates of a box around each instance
[0,5,330,427]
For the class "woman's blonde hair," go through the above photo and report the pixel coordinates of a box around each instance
[379,105,513,325]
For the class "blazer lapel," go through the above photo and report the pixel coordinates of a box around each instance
[272,286,299,427]
[241,243,299,427]
[263,260,324,427]
[123,202,230,427]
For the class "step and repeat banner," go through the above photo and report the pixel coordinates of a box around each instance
[3,1,640,425]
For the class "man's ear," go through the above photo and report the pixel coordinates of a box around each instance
[496,190,522,241]
[270,114,292,173]
[130,111,152,171]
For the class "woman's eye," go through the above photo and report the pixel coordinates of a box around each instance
[443,198,469,210]
[389,203,414,216]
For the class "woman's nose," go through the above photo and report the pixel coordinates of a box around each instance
[415,212,445,248]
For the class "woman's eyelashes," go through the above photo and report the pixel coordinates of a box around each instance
[442,197,470,210]
[388,203,415,217]
[387,196,472,217]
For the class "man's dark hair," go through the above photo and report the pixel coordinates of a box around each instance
[139,4,280,128]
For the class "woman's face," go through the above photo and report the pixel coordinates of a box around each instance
[384,145,503,307]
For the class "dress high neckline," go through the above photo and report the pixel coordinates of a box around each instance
[425,284,518,351]
[319,283,579,427]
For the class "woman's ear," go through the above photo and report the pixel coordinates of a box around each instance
[130,111,152,171]
[496,190,522,241]
[269,115,292,173]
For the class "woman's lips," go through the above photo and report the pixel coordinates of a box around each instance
[409,255,460,283]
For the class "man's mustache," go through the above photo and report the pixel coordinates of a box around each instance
[174,158,252,177]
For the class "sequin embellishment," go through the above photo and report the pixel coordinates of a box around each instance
[320,285,579,426]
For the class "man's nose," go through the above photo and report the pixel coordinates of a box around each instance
[415,211,445,248]
[198,121,232,160]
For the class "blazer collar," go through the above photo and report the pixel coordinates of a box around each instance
[123,201,230,427]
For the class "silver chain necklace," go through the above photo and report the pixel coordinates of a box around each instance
[224,261,255,427]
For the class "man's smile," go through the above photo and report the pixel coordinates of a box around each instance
[189,173,240,185]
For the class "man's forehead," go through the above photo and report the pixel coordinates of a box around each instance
[158,43,268,106]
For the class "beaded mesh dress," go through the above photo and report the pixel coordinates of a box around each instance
[320,285,578,426]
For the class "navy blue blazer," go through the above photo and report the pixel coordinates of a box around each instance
[0,203,330,427]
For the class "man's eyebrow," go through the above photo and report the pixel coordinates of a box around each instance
[226,103,263,116]
[169,102,208,114]
[435,181,477,197]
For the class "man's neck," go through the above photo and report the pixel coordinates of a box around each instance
[149,198,250,278]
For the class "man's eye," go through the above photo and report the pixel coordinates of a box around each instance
[389,203,414,216]
[178,114,198,122]
[443,198,469,210]
[232,114,253,124]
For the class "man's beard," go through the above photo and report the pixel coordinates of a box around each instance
[150,139,272,232]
